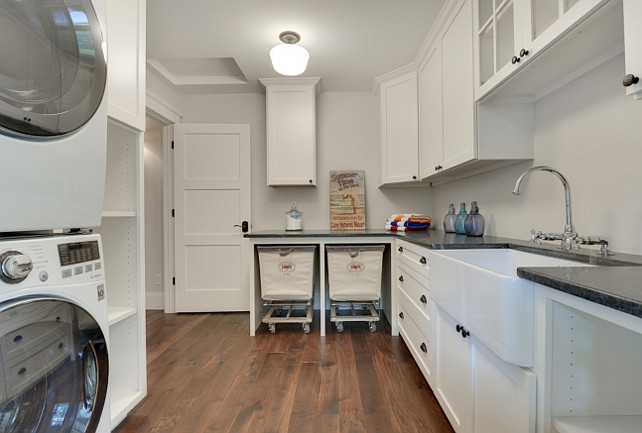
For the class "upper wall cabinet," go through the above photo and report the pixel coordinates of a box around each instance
[107,0,146,131]
[378,69,419,185]
[474,0,613,100]
[623,0,642,99]
[260,78,320,186]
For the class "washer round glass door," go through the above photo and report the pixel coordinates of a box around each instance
[0,297,108,433]
[0,0,107,137]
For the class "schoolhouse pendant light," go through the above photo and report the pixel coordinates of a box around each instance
[270,31,310,76]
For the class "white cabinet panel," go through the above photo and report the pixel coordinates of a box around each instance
[623,0,642,99]
[260,78,319,186]
[418,45,443,179]
[107,0,146,131]
[379,70,419,184]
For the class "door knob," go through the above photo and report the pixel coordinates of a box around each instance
[234,221,249,233]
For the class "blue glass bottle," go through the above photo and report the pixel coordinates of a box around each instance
[443,203,456,233]
[454,202,467,234]
[464,201,485,237]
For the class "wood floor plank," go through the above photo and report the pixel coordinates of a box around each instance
[113,312,455,433]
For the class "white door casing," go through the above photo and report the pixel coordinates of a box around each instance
[173,124,251,312]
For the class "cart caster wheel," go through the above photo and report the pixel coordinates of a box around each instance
[302,323,310,334]
[268,323,276,334]
[369,322,377,333]
[336,322,344,333]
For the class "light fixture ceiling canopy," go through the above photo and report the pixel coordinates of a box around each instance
[270,30,309,76]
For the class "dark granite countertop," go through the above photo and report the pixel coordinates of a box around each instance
[247,229,642,319]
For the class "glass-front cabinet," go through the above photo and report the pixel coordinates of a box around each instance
[474,0,610,98]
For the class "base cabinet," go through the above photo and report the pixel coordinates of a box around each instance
[433,304,536,433]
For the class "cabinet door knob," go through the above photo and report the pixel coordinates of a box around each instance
[511,55,520,64]
[461,329,470,338]
[456,324,462,333]
[419,294,427,304]
[398,246,403,253]
[420,342,428,353]
[412,175,417,180]
[519,48,529,58]
[399,311,404,319]
[623,74,640,87]
[399,275,404,282]
[309,179,313,183]
[419,256,427,265]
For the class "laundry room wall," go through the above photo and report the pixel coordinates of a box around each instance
[144,116,165,309]
[430,54,642,256]
[173,90,432,231]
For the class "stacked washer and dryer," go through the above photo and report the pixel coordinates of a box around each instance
[0,0,111,432]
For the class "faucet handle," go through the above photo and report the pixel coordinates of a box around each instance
[530,229,543,245]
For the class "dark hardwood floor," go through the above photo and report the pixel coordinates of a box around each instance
[113,311,454,433]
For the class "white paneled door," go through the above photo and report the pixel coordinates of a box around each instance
[173,124,251,312]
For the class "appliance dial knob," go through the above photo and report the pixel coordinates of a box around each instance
[0,251,33,283]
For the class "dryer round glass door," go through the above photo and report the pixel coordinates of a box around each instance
[0,297,109,433]
[0,0,107,137]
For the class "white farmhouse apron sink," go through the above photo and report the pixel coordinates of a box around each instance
[429,249,593,367]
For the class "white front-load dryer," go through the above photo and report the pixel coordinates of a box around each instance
[0,232,110,433]
[0,0,108,233]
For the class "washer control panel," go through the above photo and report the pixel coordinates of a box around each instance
[0,234,104,287]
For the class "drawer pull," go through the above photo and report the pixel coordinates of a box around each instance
[13,335,23,344]
[18,367,26,376]
[398,246,403,253]
[419,295,427,304]
[419,256,427,265]
[420,342,428,353]
[398,275,404,282]
[399,312,404,319]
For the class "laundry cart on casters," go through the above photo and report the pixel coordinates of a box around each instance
[257,246,316,334]
[326,245,385,333]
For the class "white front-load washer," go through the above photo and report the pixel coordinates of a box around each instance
[0,232,110,433]
[0,0,108,233]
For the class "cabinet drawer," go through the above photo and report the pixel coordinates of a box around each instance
[396,240,430,278]
[397,283,431,340]
[397,302,432,384]
[397,262,431,321]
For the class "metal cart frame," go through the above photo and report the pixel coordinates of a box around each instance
[262,300,313,334]
[330,299,380,333]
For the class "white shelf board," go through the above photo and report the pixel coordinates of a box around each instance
[108,306,137,326]
[553,415,642,433]
[102,210,137,218]
[110,387,144,427]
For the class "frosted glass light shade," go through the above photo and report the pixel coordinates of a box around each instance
[270,43,310,76]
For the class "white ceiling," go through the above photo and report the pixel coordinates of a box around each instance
[146,0,446,94]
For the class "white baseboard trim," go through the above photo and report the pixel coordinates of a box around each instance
[146,292,164,310]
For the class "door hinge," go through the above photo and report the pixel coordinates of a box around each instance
[171,140,174,149]
[172,277,175,285]
[172,209,175,217]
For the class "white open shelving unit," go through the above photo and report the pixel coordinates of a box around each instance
[536,285,642,433]
[95,119,147,428]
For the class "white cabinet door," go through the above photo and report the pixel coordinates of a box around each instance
[434,305,473,433]
[106,0,146,131]
[379,70,419,184]
[472,342,536,433]
[441,0,476,171]
[418,45,443,179]
[261,78,319,186]
[623,0,642,99]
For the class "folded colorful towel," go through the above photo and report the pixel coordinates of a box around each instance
[386,217,432,225]
[387,221,431,228]
[385,224,429,232]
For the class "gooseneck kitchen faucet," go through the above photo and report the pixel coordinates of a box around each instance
[512,166,611,255]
